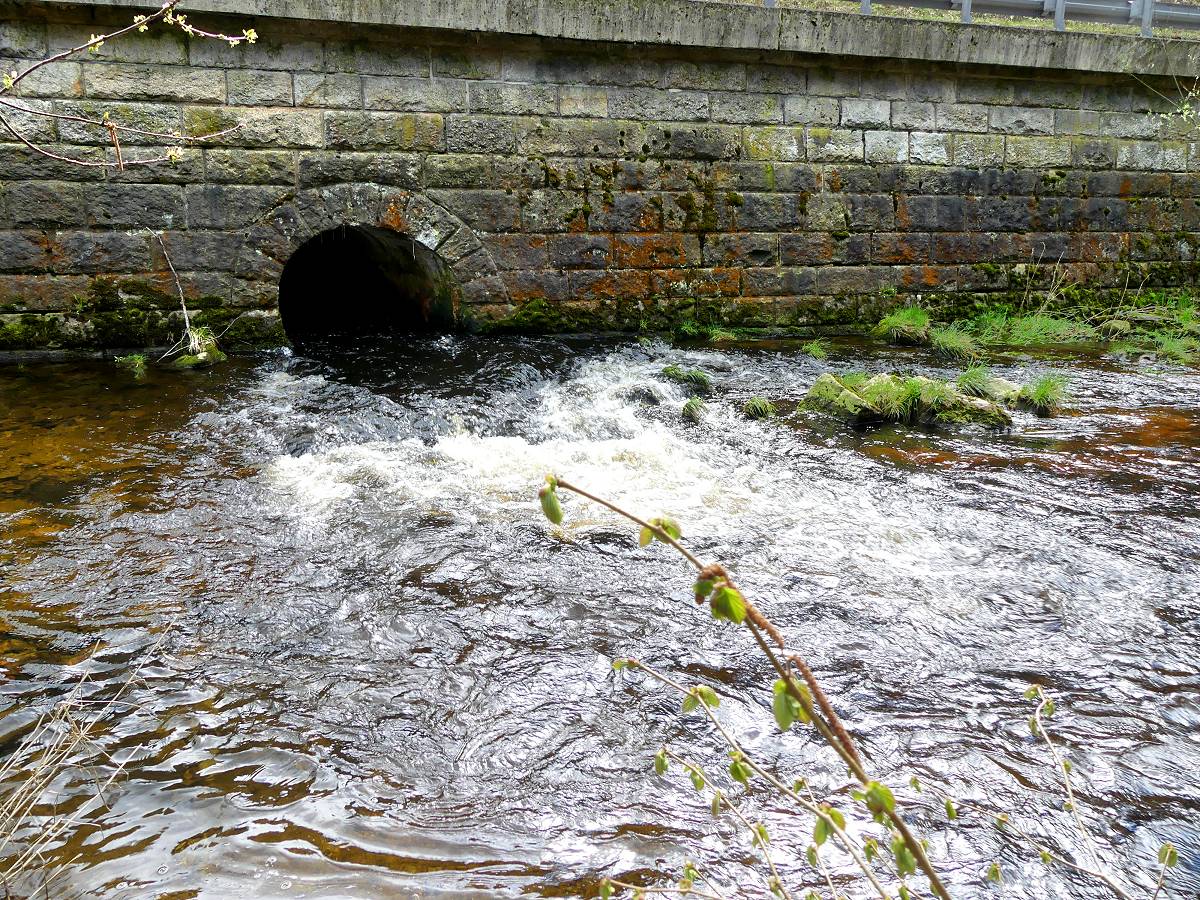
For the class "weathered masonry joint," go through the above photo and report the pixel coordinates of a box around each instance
[1,0,1198,349]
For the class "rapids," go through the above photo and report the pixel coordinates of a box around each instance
[1,336,1198,898]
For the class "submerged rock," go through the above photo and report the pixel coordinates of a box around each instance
[173,348,228,369]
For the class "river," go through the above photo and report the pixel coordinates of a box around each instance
[1,337,1197,899]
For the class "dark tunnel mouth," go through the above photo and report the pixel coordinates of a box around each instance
[278,225,458,352]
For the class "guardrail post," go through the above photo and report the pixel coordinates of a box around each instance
[1054,0,1066,29]
[1141,0,1155,35]
[861,0,872,14]
[961,0,973,24]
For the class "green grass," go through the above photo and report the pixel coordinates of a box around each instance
[964,310,1096,346]
[673,319,741,344]
[1152,332,1199,364]
[858,374,914,419]
[801,339,829,361]
[873,306,930,345]
[1097,318,1132,339]
[1019,374,1068,415]
[930,325,981,362]
[113,353,147,377]
[917,378,958,413]
[682,396,707,423]
[743,397,776,420]
[968,309,1011,345]
[661,365,712,393]
[705,326,740,343]
[956,365,991,398]
[1006,314,1095,345]
[804,372,1015,427]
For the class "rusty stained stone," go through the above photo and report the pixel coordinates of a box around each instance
[613,233,701,269]
[569,268,652,302]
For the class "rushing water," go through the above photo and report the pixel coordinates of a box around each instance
[1,337,1198,900]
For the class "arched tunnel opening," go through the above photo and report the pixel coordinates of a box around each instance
[278,225,457,352]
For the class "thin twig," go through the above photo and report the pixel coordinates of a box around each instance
[555,477,949,900]
[1032,694,1104,874]
[634,663,893,900]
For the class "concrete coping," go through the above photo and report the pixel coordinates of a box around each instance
[34,0,1200,77]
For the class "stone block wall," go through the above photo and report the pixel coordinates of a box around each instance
[0,0,1198,348]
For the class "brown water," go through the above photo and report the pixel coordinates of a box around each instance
[1,337,1198,899]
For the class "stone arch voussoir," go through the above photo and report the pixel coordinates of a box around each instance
[234,182,510,319]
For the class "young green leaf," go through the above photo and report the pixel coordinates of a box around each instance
[696,685,720,708]
[891,834,917,877]
[806,845,818,867]
[865,781,896,820]
[986,862,1002,884]
[1024,685,1041,701]
[711,790,722,817]
[899,886,912,900]
[753,823,769,846]
[772,686,795,731]
[710,585,747,624]
[654,748,668,775]
[538,485,563,524]
[682,692,700,714]
[944,798,958,820]
[693,578,715,601]
[1158,842,1178,867]
[638,526,653,547]
[909,775,922,792]
[864,837,879,862]
[728,755,752,786]
[600,879,614,900]
[656,516,682,540]
[1040,850,1052,864]
[688,766,705,791]
[813,817,830,846]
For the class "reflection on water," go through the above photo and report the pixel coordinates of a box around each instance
[1,337,1198,899]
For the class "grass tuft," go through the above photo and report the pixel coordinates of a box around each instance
[742,397,776,420]
[661,365,712,393]
[873,306,931,345]
[800,339,829,360]
[930,325,981,362]
[1005,314,1095,345]
[705,325,740,343]
[1019,374,1068,415]
[1152,332,1198,364]
[956,365,991,398]
[113,353,147,377]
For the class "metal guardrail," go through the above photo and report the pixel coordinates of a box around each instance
[860,0,1200,36]
[760,0,1200,36]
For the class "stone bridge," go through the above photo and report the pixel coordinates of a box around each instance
[1,0,1198,349]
